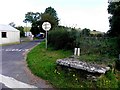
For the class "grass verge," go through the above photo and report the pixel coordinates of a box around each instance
[27,41,73,88]
[27,41,120,88]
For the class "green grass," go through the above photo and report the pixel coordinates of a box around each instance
[27,42,74,88]
[27,42,97,88]
[78,54,116,65]
[27,41,120,88]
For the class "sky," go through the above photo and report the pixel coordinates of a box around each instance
[0,0,109,32]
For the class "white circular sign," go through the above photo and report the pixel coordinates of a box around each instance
[42,22,51,31]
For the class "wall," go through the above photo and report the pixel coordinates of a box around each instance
[0,31,20,44]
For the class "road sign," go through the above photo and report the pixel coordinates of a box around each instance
[42,22,51,31]
[42,22,51,49]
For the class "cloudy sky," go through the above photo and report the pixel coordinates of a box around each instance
[0,0,109,32]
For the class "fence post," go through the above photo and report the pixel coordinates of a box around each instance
[77,48,80,56]
[74,48,77,56]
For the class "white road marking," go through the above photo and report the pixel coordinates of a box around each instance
[0,74,37,88]
[0,49,29,52]
[11,49,15,51]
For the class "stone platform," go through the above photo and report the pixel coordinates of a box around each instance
[56,57,110,74]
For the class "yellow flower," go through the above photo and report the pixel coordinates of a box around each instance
[75,78,78,81]
[73,74,75,77]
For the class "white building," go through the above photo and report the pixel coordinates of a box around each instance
[0,24,20,44]
[25,31,32,37]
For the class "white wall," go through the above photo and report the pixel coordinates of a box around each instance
[0,31,1,44]
[0,31,20,44]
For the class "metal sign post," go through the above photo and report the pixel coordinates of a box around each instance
[46,30,47,49]
[42,22,51,49]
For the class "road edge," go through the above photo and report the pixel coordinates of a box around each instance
[23,41,54,89]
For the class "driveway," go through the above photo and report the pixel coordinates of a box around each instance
[0,40,53,89]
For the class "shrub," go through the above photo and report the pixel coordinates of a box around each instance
[48,27,80,50]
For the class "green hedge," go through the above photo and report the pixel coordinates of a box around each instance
[48,27,80,50]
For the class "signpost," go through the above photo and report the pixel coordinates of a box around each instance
[42,22,51,49]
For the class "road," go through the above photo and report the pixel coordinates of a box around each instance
[0,40,53,89]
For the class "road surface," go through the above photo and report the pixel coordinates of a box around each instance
[0,40,53,89]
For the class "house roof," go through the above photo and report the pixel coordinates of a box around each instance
[0,24,20,32]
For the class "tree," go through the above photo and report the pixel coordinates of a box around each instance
[16,26,25,37]
[24,12,41,36]
[24,7,59,36]
[107,1,120,37]
[107,1,120,56]
[43,6,59,28]
[81,28,90,36]
[40,13,58,29]
[24,12,41,24]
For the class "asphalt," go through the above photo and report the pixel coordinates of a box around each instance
[0,39,54,89]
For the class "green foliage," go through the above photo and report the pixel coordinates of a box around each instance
[16,26,25,37]
[81,28,90,37]
[107,1,120,37]
[24,12,40,23]
[27,42,120,88]
[24,12,41,36]
[40,13,58,29]
[27,42,73,88]
[45,7,57,18]
[40,6,59,29]
[48,26,119,57]
[30,22,41,36]
[105,70,116,81]
[96,70,118,88]
[48,27,80,50]
[24,7,59,36]
[44,6,59,26]
[79,37,119,57]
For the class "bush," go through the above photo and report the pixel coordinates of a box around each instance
[96,70,118,88]
[48,27,80,50]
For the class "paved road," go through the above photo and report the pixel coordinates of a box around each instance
[0,40,53,89]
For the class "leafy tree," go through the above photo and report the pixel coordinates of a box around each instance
[107,1,120,37]
[24,12,41,36]
[107,1,120,58]
[24,12,40,24]
[43,6,59,28]
[81,28,90,36]
[45,7,57,16]
[24,7,59,36]
[40,13,58,29]
[16,26,25,37]
[30,24,39,37]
